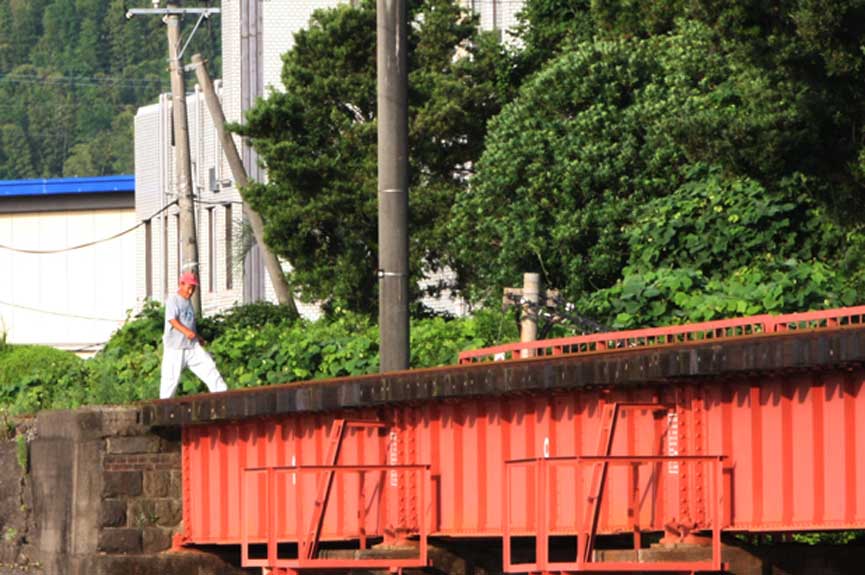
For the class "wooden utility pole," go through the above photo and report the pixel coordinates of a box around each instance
[166,2,201,314]
[127,2,219,313]
[377,0,410,372]
[190,53,298,316]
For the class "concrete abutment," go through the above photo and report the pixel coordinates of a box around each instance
[6,406,246,575]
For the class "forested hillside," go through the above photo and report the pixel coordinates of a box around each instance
[0,0,219,179]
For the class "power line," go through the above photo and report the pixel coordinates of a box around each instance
[0,299,125,323]
[0,73,166,88]
[0,200,177,254]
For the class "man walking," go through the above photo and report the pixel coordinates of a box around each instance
[160,271,228,399]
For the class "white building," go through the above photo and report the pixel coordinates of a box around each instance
[135,89,249,315]
[0,176,136,355]
[134,0,521,316]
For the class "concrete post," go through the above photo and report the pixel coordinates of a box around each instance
[520,273,541,358]
[377,0,410,372]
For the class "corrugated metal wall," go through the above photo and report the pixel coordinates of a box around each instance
[0,208,136,351]
[182,370,865,544]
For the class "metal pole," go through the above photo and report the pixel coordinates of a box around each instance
[521,273,540,358]
[190,53,299,316]
[377,0,409,372]
[166,2,201,314]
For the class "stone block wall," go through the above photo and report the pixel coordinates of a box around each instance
[10,406,248,575]
[99,438,182,555]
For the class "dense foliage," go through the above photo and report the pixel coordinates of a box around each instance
[0,0,219,178]
[0,343,88,414]
[240,0,865,329]
[237,0,508,314]
[457,24,795,298]
[447,3,865,326]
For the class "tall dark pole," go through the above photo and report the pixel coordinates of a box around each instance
[377,0,409,372]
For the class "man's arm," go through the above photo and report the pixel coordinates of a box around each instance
[169,318,197,341]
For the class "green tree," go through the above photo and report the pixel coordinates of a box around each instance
[0,123,34,178]
[579,168,852,327]
[9,0,47,66]
[239,0,507,315]
[31,0,79,71]
[451,21,818,304]
[512,0,865,218]
[64,109,134,177]
[622,168,843,278]
[0,0,217,178]
[75,17,104,75]
[0,3,14,73]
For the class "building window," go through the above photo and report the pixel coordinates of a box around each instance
[162,215,169,296]
[207,207,215,293]
[145,220,153,298]
[209,167,218,193]
[175,213,181,282]
[225,204,233,290]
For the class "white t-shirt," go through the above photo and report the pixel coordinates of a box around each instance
[163,293,196,350]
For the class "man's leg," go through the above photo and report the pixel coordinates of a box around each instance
[186,343,228,393]
[160,348,185,399]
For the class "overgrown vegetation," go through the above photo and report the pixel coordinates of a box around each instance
[0,343,88,414]
[0,302,517,413]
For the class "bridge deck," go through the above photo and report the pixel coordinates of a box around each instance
[140,322,865,427]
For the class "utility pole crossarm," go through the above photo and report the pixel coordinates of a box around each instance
[502,286,560,310]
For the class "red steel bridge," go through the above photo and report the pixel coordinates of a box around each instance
[141,306,865,574]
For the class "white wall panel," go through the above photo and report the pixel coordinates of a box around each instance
[0,208,136,354]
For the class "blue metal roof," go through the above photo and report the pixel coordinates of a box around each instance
[0,175,134,198]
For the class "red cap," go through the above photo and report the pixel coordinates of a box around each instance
[179,271,199,286]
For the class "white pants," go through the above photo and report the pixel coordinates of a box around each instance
[160,343,228,399]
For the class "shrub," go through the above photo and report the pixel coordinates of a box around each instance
[84,300,165,405]
[207,308,519,388]
[0,345,88,414]
[207,312,379,387]
[198,301,300,342]
[411,307,518,367]
[0,302,521,409]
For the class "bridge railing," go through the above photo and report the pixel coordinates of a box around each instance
[458,305,865,365]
